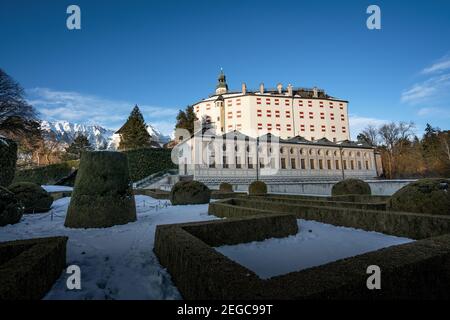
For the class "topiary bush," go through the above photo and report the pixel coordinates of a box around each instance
[65,151,137,228]
[248,181,267,195]
[219,182,233,193]
[8,182,53,214]
[388,178,450,216]
[0,137,17,187]
[0,186,23,226]
[332,179,371,196]
[170,181,211,205]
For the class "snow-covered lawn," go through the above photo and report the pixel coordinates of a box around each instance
[215,219,414,279]
[0,195,217,300]
[42,185,73,192]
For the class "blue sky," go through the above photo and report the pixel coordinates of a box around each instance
[1,0,450,138]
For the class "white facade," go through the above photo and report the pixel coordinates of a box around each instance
[192,73,350,142]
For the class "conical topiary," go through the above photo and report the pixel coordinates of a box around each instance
[64,151,136,228]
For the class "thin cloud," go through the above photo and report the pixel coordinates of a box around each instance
[348,115,389,140]
[26,87,178,135]
[401,73,450,104]
[417,107,450,118]
[422,54,450,74]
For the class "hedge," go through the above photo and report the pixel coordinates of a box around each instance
[123,148,177,182]
[0,137,17,187]
[13,160,79,185]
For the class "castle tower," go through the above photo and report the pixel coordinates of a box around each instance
[215,69,228,95]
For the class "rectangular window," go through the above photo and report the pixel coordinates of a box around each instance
[257,123,263,130]
[335,160,340,170]
[276,123,281,131]
[281,158,286,169]
[259,158,265,169]
[300,124,305,131]
[236,110,242,118]
[300,158,306,169]
[227,111,232,119]
[343,160,347,170]
[342,126,347,133]
[320,112,325,119]
[267,110,272,117]
[319,159,323,170]
[327,159,332,170]
[309,112,314,119]
[275,110,280,118]
[330,113,335,120]
[267,123,272,131]
[310,159,315,170]
[286,111,291,118]
[266,98,271,105]
[299,112,304,119]
[291,158,296,169]
[248,157,253,169]
[331,125,336,133]
[310,125,315,132]
[358,161,362,170]
[365,160,369,170]
[223,156,228,169]
[321,125,326,132]
[206,104,211,110]
[236,99,241,106]
[341,115,345,121]
[257,109,262,117]
[287,124,292,131]
[275,99,279,105]
[350,160,355,170]
[285,99,290,106]
[329,102,334,109]
[236,124,242,130]
[257,98,262,104]
[299,101,303,107]
[236,157,241,169]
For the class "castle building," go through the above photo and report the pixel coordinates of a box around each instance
[192,71,350,142]
[175,72,381,186]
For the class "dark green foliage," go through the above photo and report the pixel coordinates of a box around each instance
[0,137,17,187]
[63,135,93,160]
[118,105,152,151]
[13,160,79,185]
[175,105,197,134]
[170,180,211,205]
[8,182,53,213]
[248,181,267,195]
[388,178,450,215]
[219,182,233,193]
[332,179,371,196]
[123,148,177,181]
[65,151,136,228]
[0,237,68,300]
[0,186,23,226]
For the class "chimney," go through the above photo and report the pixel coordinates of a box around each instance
[277,83,283,94]
[259,83,264,94]
[287,84,293,96]
[242,83,247,95]
[313,86,318,98]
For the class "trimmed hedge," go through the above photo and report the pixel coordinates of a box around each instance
[13,160,79,185]
[219,182,233,193]
[0,237,68,300]
[65,151,136,228]
[0,137,17,187]
[8,182,53,214]
[0,186,23,226]
[248,181,267,195]
[170,181,211,205]
[388,178,450,216]
[123,148,176,182]
[332,178,371,196]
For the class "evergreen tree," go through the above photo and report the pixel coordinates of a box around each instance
[118,105,152,151]
[64,134,93,160]
[175,105,197,134]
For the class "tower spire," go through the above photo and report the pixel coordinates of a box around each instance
[215,69,228,95]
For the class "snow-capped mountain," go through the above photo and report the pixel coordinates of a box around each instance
[40,120,170,150]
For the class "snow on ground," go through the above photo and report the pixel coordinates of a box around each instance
[41,185,74,192]
[0,195,217,300]
[215,219,414,279]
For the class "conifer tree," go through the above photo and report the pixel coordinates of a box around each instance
[118,105,151,150]
[64,134,93,160]
[175,105,197,134]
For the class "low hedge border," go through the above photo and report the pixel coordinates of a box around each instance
[154,213,450,299]
[0,236,68,300]
[208,198,450,240]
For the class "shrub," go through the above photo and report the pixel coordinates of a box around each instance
[219,182,233,193]
[64,151,136,228]
[170,181,211,205]
[123,148,177,182]
[332,179,371,196]
[0,187,23,226]
[0,137,17,187]
[8,182,53,213]
[248,181,267,195]
[388,178,450,215]
[13,160,79,185]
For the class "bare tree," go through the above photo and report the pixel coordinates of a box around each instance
[359,124,379,146]
[0,68,39,138]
